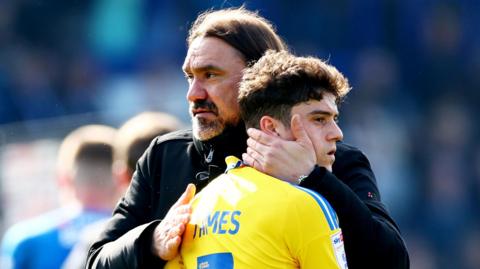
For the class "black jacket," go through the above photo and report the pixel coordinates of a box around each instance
[87,126,409,269]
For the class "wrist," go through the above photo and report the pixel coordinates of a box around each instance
[294,165,315,185]
[298,165,327,187]
[151,225,161,257]
[296,174,308,185]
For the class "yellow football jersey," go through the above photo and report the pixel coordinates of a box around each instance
[165,156,347,269]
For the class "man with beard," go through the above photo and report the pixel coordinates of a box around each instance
[87,7,409,269]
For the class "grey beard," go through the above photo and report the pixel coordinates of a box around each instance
[192,117,225,141]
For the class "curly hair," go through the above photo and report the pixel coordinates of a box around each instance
[239,50,351,128]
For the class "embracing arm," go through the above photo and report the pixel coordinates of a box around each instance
[300,144,409,269]
[86,178,194,268]
[86,145,164,269]
[86,141,195,269]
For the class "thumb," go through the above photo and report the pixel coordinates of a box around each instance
[175,183,196,206]
[291,114,312,146]
[185,183,196,203]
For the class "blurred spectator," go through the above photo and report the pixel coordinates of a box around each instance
[0,140,61,230]
[61,111,182,269]
[406,233,437,269]
[461,227,480,269]
[111,112,183,182]
[341,48,417,221]
[473,144,480,216]
[1,125,116,269]
[414,3,466,102]
[419,95,477,269]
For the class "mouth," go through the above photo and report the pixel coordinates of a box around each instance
[327,149,336,156]
[190,100,218,117]
[326,149,336,162]
[191,108,219,120]
[192,109,214,116]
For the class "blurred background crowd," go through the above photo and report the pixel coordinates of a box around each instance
[0,0,478,268]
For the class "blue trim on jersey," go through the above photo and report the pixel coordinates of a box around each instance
[294,186,339,231]
[225,160,244,172]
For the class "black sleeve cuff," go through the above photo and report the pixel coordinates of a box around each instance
[299,165,327,189]
[138,220,167,267]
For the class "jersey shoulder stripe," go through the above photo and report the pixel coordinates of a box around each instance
[294,185,339,231]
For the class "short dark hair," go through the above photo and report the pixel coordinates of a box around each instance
[188,6,287,66]
[57,125,116,186]
[239,50,351,128]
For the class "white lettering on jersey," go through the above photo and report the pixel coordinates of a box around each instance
[331,231,348,269]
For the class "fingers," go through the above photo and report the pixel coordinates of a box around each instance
[163,204,191,234]
[173,204,192,223]
[153,184,196,261]
[290,114,313,148]
[159,235,182,260]
[242,153,252,166]
[242,149,265,172]
[246,146,262,162]
[154,205,191,260]
[290,114,310,140]
[246,137,270,154]
[247,128,274,145]
[167,223,187,239]
[165,236,182,252]
[247,147,264,167]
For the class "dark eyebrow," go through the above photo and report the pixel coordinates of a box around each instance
[308,110,339,117]
[183,64,223,74]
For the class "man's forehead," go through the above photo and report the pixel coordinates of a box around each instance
[182,54,221,71]
[183,37,245,71]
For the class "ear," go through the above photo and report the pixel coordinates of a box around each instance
[112,160,133,192]
[56,173,76,204]
[259,115,282,136]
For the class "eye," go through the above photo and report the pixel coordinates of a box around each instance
[205,72,217,79]
[314,117,327,124]
[184,73,194,82]
[334,115,339,123]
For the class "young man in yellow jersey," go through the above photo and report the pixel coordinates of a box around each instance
[165,50,351,269]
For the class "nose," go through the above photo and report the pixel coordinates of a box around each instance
[186,78,208,102]
[328,121,344,142]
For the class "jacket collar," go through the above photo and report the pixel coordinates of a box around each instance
[192,123,248,173]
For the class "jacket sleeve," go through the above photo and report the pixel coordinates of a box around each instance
[86,141,166,269]
[299,144,410,269]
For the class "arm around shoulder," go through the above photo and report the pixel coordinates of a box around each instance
[87,220,165,268]
[86,140,167,269]
[299,143,409,268]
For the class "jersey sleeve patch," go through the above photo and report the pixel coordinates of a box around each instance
[331,231,348,269]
